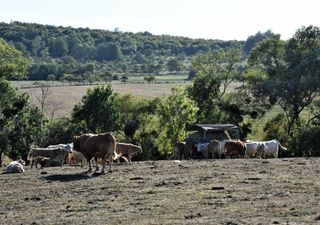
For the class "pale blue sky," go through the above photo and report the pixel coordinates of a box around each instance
[1,0,319,40]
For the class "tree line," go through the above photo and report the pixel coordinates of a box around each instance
[0,25,319,165]
[0,21,271,82]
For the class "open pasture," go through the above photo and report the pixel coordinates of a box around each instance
[1,158,320,225]
[19,82,188,118]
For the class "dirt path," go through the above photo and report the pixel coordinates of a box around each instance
[1,158,320,225]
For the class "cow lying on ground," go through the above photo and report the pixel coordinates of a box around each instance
[67,150,85,167]
[116,142,142,164]
[206,140,226,159]
[27,147,68,168]
[5,161,25,173]
[73,133,119,173]
[224,140,246,158]
[245,141,268,158]
[173,142,186,160]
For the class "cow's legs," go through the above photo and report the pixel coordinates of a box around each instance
[94,157,99,171]
[100,156,107,174]
[87,158,92,172]
[109,154,113,172]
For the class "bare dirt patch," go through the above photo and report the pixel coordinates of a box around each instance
[1,158,320,225]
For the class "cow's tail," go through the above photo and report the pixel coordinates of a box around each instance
[27,148,34,160]
[276,140,287,151]
[113,151,121,161]
[112,139,121,162]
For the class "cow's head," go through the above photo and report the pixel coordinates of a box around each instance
[136,145,143,153]
[73,136,80,151]
[64,143,73,153]
[256,143,268,158]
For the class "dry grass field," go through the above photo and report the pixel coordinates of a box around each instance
[20,83,187,118]
[1,158,320,225]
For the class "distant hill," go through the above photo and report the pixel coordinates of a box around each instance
[0,21,270,81]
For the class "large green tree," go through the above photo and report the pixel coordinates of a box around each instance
[187,48,244,123]
[0,79,45,164]
[0,38,30,79]
[0,38,44,165]
[71,84,120,133]
[248,25,320,155]
[156,87,198,157]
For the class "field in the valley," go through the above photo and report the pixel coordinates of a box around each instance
[17,81,284,140]
[1,158,320,225]
[19,82,188,118]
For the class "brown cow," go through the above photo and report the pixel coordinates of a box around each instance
[173,142,186,160]
[116,143,142,164]
[224,140,246,159]
[185,141,196,159]
[73,133,119,173]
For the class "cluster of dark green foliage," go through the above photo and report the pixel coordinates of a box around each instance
[0,21,275,82]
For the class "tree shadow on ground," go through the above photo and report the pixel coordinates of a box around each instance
[42,172,98,182]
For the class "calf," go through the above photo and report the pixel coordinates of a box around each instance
[32,156,51,168]
[67,150,85,167]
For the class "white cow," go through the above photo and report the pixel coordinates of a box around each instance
[245,141,268,158]
[196,143,209,158]
[47,143,73,153]
[261,140,287,158]
[5,161,25,173]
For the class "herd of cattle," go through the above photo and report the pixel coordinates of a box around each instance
[4,133,143,174]
[3,133,288,174]
[174,139,287,160]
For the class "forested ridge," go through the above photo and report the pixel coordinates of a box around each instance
[0,21,271,81]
